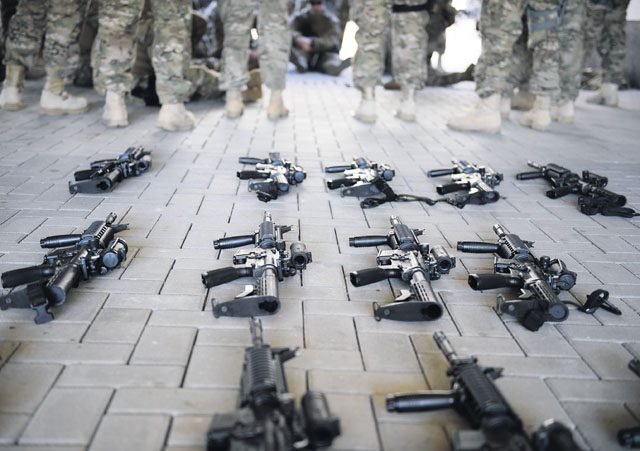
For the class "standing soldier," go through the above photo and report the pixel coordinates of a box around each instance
[97,0,195,131]
[219,0,291,120]
[583,0,630,107]
[0,0,87,114]
[352,0,428,123]
[448,0,563,133]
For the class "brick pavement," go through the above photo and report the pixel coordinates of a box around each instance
[0,73,638,450]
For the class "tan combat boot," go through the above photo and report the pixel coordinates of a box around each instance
[40,76,88,115]
[447,93,501,133]
[396,86,416,122]
[551,101,575,124]
[266,90,289,120]
[0,64,26,110]
[242,69,262,103]
[519,95,551,131]
[500,96,511,119]
[587,82,618,107]
[354,87,377,123]
[511,89,535,110]
[225,90,244,118]
[103,90,129,127]
[157,103,196,131]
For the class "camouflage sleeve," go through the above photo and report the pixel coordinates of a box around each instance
[310,14,341,52]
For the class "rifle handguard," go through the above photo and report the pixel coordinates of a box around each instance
[324,164,353,173]
[349,235,388,247]
[350,268,389,287]
[427,168,455,177]
[202,267,252,288]
[546,185,576,199]
[238,157,267,165]
[457,241,500,253]
[237,170,268,180]
[1,265,56,288]
[40,234,82,248]
[213,235,255,250]
[516,171,544,180]
[468,273,524,291]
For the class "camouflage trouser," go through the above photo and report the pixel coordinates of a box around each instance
[583,0,630,85]
[96,0,192,104]
[218,0,290,91]
[507,0,585,103]
[557,0,585,102]
[475,0,562,99]
[4,0,83,79]
[351,0,428,89]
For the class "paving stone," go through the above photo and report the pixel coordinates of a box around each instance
[167,415,210,448]
[0,414,29,445]
[304,314,358,350]
[109,388,237,415]
[11,343,133,365]
[326,394,379,450]
[359,332,420,372]
[411,334,524,356]
[571,341,637,380]
[564,402,637,451]
[58,364,183,388]
[379,422,449,451]
[19,388,112,445]
[447,304,510,337]
[558,324,640,343]
[104,293,205,311]
[183,346,243,388]
[195,327,303,348]
[0,364,62,414]
[131,326,196,366]
[507,323,579,358]
[83,308,150,343]
[547,378,640,402]
[309,370,426,395]
[89,415,170,451]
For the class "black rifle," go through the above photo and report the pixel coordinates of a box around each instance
[325,156,396,197]
[207,319,340,451]
[517,162,638,218]
[349,216,455,321]
[618,359,640,448]
[237,152,306,202]
[457,224,576,331]
[386,331,582,451]
[0,213,128,324]
[428,159,503,207]
[202,212,312,318]
[69,146,152,194]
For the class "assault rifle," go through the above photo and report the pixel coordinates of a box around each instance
[386,331,582,451]
[618,359,640,448]
[349,216,455,321]
[69,146,152,194]
[516,162,638,217]
[325,156,396,197]
[0,213,128,324]
[457,224,576,331]
[207,319,340,450]
[428,159,503,207]
[202,212,312,317]
[237,152,306,202]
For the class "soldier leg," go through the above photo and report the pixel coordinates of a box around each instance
[218,0,256,117]
[519,0,562,130]
[74,0,99,87]
[582,2,606,70]
[391,5,428,121]
[258,0,290,119]
[599,0,630,86]
[448,0,526,133]
[0,0,47,109]
[318,52,350,76]
[150,0,195,130]
[351,0,389,122]
[552,0,585,122]
[98,0,143,126]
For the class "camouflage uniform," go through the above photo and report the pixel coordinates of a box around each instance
[474,0,562,99]
[96,0,192,104]
[583,0,630,85]
[506,0,585,103]
[352,0,428,90]
[218,0,290,91]
[4,0,84,79]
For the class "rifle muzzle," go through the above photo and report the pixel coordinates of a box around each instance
[427,168,455,177]
[213,234,255,249]
[386,392,456,412]
[349,235,388,248]
[290,242,312,270]
[516,170,544,180]
[456,241,499,254]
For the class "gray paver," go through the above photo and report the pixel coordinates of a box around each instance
[0,364,62,414]
[57,364,183,389]
[89,415,170,451]
[19,388,112,445]
[131,326,196,366]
